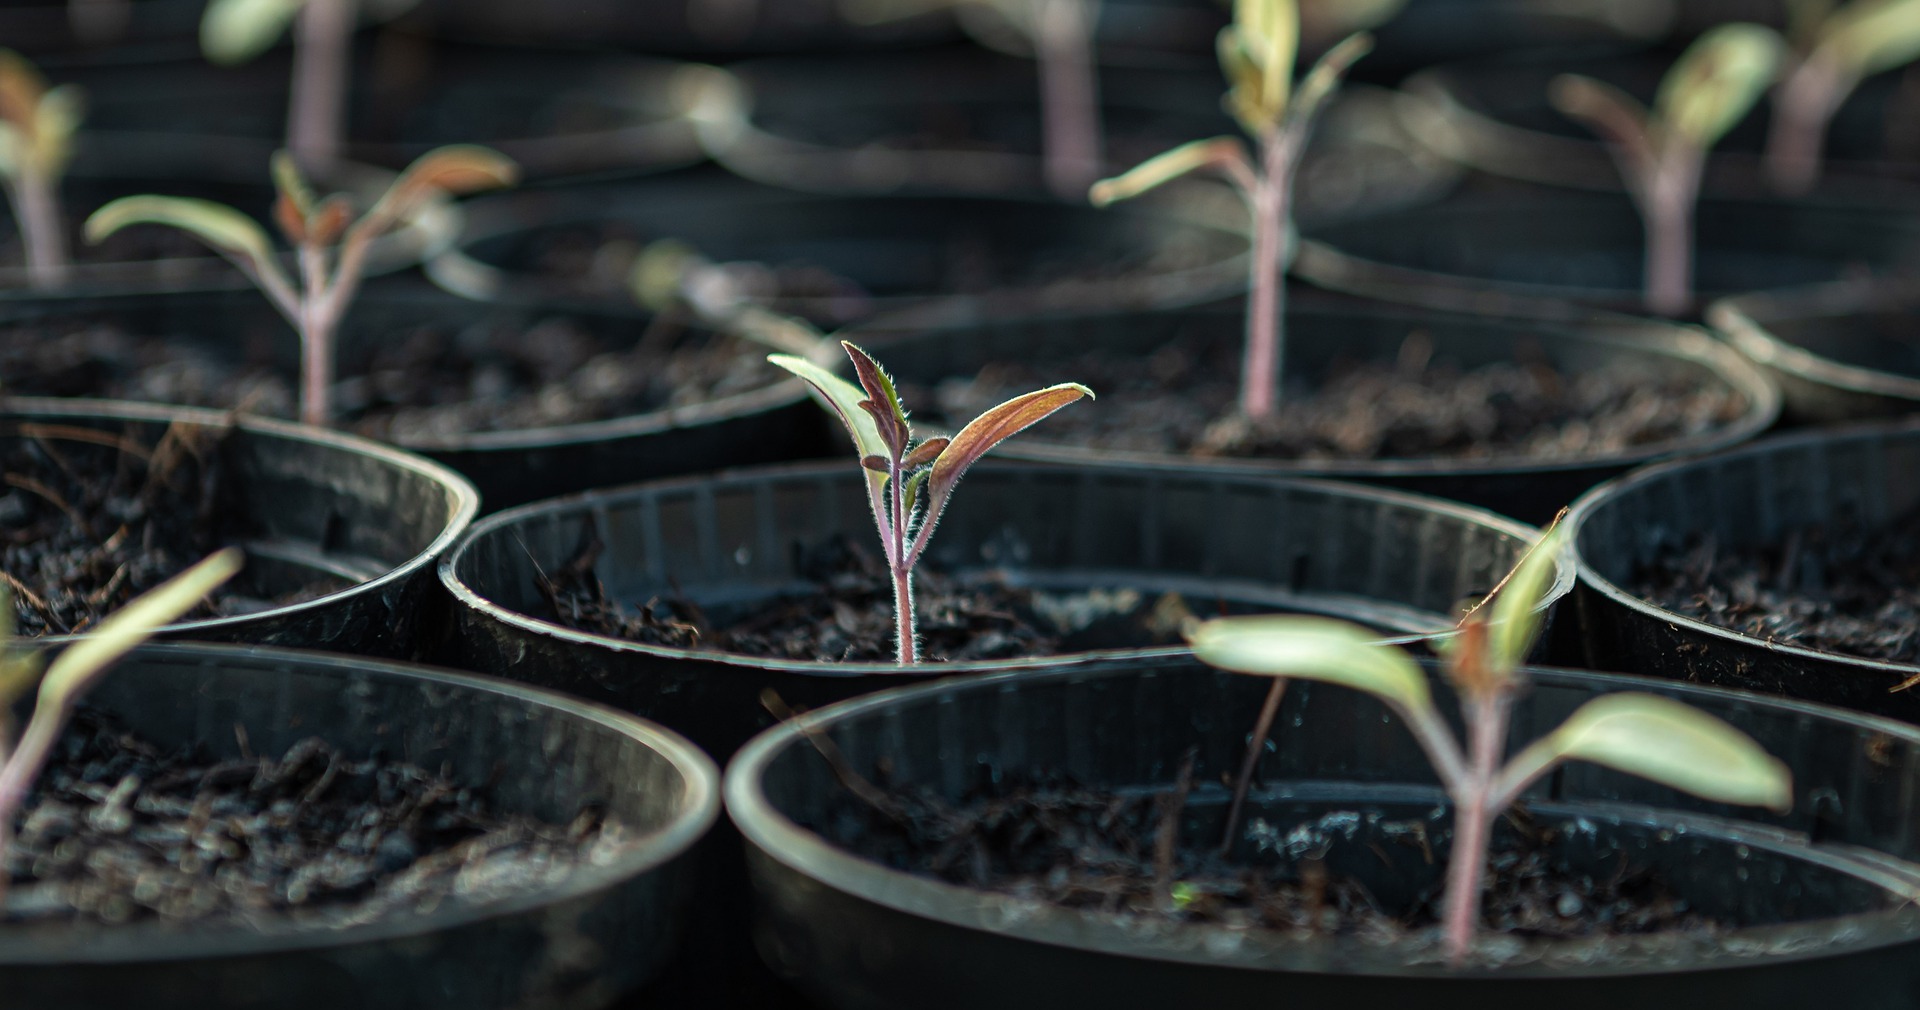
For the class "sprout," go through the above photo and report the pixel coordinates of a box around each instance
[84,145,519,427]
[1089,0,1377,419]
[0,549,242,900]
[0,51,82,289]
[1550,23,1784,316]
[1767,0,1920,193]
[770,342,1090,665]
[1191,521,1791,964]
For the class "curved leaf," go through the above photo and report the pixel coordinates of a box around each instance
[1483,520,1568,673]
[1190,615,1434,715]
[1819,0,1920,79]
[926,382,1091,505]
[365,145,519,228]
[1236,0,1299,114]
[843,341,910,456]
[766,353,890,464]
[200,0,306,65]
[1654,22,1784,149]
[84,195,275,268]
[1538,693,1792,812]
[1287,31,1374,126]
[1089,136,1251,206]
[38,549,243,707]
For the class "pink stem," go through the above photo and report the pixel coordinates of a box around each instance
[889,459,916,665]
[1641,146,1703,318]
[297,242,333,426]
[1241,129,1299,418]
[1036,0,1103,199]
[1440,695,1512,965]
[9,162,67,289]
[1766,54,1849,197]
[287,0,353,174]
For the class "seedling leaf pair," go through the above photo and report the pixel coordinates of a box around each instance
[0,51,82,288]
[1770,0,1920,192]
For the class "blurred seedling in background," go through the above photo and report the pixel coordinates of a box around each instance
[0,549,241,895]
[630,238,868,352]
[1088,0,1375,420]
[1191,521,1792,965]
[200,0,421,173]
[770,342,1089,665]
[84,145,518,427]
[1768,0,1920,194]
[1550,23,1782,315]
[0,51,81,290]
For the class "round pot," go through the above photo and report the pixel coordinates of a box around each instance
[428,171,1251,335]
[848,297,1781,524]
[707,49,1457,214]
[0,284,824,512]
[0,398,477,658]
[436,460,1569,761]
[1296,185,1920,319]
[726,657,1920,1009]
[1709,276,1920,424]
[1568,418,1920,722]
[0,641,717,1010]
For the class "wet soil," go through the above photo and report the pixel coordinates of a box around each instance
[3,709,628,927]
[539,531,1196,662]
[1634,506,1920,664]
[819,770,1716,943]
[0,310,778,440]
[919,332,1747,461]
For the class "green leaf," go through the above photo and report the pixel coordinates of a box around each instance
[926,383,1091,506]
[37,549,242,708]
[1819,0,1920,79]
[1236,0,1299,115]
[1483,521,1567,673]
[200,0,307,65]
[1654,22,1785,149]
[767,353,892,467]
[1539,693,1793,812]
[1189,615,1435,716]
[84,195,276,268]
[1285,31,1374,127]
[34,84,83,174]
[1089,136,1250,206]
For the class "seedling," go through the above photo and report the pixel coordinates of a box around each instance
[1088,0,1374,419]
[0,51,82,289]
[0,549,241,895]
[83,145,518,427]
[1191,524,1792,964]
[841,0,1104,198]
[1550,24,1783,316]
[769,342,1090,665]
[1767,0,1920,194]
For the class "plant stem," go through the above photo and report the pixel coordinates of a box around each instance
[889,464,916,665]
[1035,0,1103,200]
[1766,53,1848,196]
[8,163,67,289]
[1220,676,1287,853]
[287,0,353,174]
[1440,694,1512,965]
[1241,128,1298,418]
[296,243,332,426]
[1641,145,1704,318]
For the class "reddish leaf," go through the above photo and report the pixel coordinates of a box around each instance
[272,191,306,243]
[861,455,890,473]
[903,437,949,469]
[843,342,910,454]
[928,383,1091,505]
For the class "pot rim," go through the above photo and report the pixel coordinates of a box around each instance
[0,640,721,964]
[1709,276,1920,405]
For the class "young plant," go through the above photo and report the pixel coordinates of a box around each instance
[769,341,1090,665]
[0,549,241,893]
[1088,0,1374,419]
[0,51,82,289]
[841,0,1105,199]
[1766,0,1920,194]
[1549,24,1783,316]
[83,145,518,427]
[1190,525,1792,965]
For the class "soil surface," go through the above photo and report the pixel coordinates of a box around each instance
[3,709,628,927]
[540,531,1197,662]
[0,418,337,636]
[820,770,1718,944]
[918,332,1747,461]
[1634,506,1920,664]
[0,310,777,441]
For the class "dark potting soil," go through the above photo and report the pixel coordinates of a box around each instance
[818,771,1718,946]
[0,310,777,440]
[539,531,1197,662]
[3,709,630,927]
[1634,505,1920,665]
[920,332,1746,461]
[0,418,336,636]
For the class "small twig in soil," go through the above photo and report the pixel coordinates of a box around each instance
[1,571,61,633]
[4,473,89,535]
[8,423,153,463]
[1154,747,1197,912]
[759,688,909,824]
[1220,678,1288,854]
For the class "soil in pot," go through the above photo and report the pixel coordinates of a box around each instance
[6,708,633,926]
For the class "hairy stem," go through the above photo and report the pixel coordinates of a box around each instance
[889,462,916,665]
[1035,0,1103,200]
[297,242,332,426]
[1440,694,1512,965]
[9,162,68,289]
[1640,145,1704,317]
[1766,53,1851,196]
[287,0,354,174]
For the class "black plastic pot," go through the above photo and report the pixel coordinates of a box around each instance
[1296,185,1920,320]
[0,642,717,1009]
[428,171,1250,335]
[1568,418,1920,722]
[849,297,1781,524]
[437,460,1570,761]
[395,0,957,56]
[727,657,1920,1010]
[0,284,825,511]
[1709,276,1920,424]
[0,398,477,657]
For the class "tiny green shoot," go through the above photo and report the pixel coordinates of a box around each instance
[84,145,519,427]
[1190,522,1791,965]
[0,51,82,289]
[1089,0,1374,419]
[1549,23,1783,315]
[1768,0,1920,193]
[0,548,242,898]
[770,342,1090,665]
